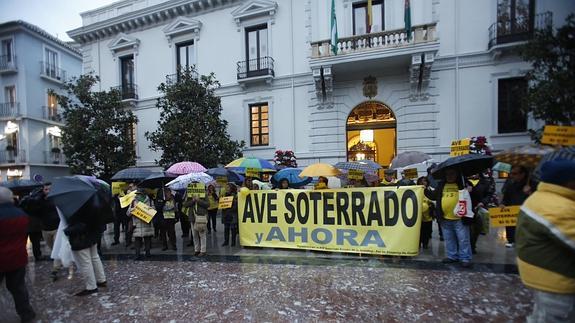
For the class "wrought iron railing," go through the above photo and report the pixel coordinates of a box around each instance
[42,106,64,122]
[0,102,20,118]
[112,83,138,100]
[0,55,17,71]
[44,150,66,164]
[0,149,26,163]
[40,61,67,81]
[166,71,199,85]
[237,56,275,80]
[488,12,552,49]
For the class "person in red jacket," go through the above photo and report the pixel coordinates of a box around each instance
[0,187,36,322]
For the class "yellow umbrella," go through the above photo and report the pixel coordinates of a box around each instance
[299,163,342,178]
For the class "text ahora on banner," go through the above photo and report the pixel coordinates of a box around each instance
[238,186,423,256]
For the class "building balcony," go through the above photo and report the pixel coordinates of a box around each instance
[165,71,199,85]
[237,56,275,84]
[112,83,138,100]
[488,12,552,50]
[44,150,66,164]
[0,149,26,164]
[309,23,438,69]
[0,102,21,118]
[40,61,67,83]
[0,55,17,74]
[42,106,64,123]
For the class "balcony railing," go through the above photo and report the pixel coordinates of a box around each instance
[0,149,26,164]
[40,61,67,81]
[166,71,199,85]
[42,106,64,122]
[311,23,437,58]
[0,55,17,72]
[237,56,275,80]
[44,150,66,164]
[488,12,552,49]
[0,102,20,118]
[112,83,138,100]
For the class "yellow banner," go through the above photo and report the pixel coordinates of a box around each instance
[238,186,423,256]
[246,168,259,178]
[348,169,364,180]
[119,191,136,208]
[219,196,234,209]
[541,125,575,146]
[131,201,157,224]
[403,168,418,180]
[187,183,206,198]
[450,138,470,157]
[112,182,127,195]
[489,206,520,227]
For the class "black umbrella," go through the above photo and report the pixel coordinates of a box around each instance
[0,179,43,195]
[205,167,244,184]
[432,154,494,179]
[47,176,99,220]
[111,167,154,181]
[138,172,177,188]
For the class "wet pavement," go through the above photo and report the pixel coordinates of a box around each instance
[1,220,532,322]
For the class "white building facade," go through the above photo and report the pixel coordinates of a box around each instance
[0,21,82,181]
[68,0,575,170]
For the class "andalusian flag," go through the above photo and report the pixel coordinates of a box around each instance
[330,0,338,55]
[404,0,412,40]
[367,0,373,33]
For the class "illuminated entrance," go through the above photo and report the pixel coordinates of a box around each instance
[346,101,396,170]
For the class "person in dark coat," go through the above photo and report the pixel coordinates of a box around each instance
[0,187,36,322]
[222,183,239,246]
[112,188,130,247]
[501,165,532,247]
[18,189,44,261]
[32,184,63,279]
[468,172,497,254]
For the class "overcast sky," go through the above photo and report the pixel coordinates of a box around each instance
[0,0,119,41]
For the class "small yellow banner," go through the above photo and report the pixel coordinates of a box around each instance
[489,205,520,227]
[348,169,364,180]
[245,168,260,178]
[131,201,157,224]
[119,191,137,208]
[112,182,127,195]
[218,196,234,209]
[187,183,206,198]
[541,125,575,146]
[216,177,228,185]
[450,138,471,157]
[403,168,418,180]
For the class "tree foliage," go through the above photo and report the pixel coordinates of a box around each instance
[54,74,138,181]
[145,68,244,168]
[519,14,575,140]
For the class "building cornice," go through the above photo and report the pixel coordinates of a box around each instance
[0,20,82,57]
[67,0,241,44]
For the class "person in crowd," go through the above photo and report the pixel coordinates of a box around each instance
[417,176,434,249]
[397,171,416,186]
[426,163,443,241]
[0,187,36,321]
[64,193,107,296]
[426,167,473,268]
[206,184,219,234]
[501,165,532,248]
[184,191,210,256]
[278,178,290,189]
[159,188,177,251]
[468,171,497,254]
[380,169,397,186]
[174,190,190,239]
[111,186,130,247]
[18,190,43,261]
[127,188,154,259]
[222,183,239,246]
[516,159,575,322]
[243,177,255,190]
[315,176,329,190]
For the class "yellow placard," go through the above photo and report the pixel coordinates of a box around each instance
[218,196,234,209]
[238,187,423,256]
[488,206,520,227]
[216,177,228,185]
[112,182,127,195]
[450,138,471,156]
[119,191,136,208]
[245,168,260,178]
[130,201,157,224]
[187,183,206,198]
[403,168,418,180]
[541,125,575,146]
[348,169,364,180]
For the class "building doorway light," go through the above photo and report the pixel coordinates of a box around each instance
[4,121,19,134]
[359,129,374,142]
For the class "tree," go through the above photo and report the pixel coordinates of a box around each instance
[145,68,244,168]
[54,74,138,180]
[519,14,575,141]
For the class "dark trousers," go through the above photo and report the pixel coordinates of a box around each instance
[180,212,191,239]
[506,226,516,244]
[437,221,443,239]
[469,216,483,253]
[134,236,152,257]
[27,232,42,260]
[113,216,129,243]
[223,223,238,246]
[0,267,35,320]
[207,209,217,232]
[161,219,177,249]
[420,221,433,248]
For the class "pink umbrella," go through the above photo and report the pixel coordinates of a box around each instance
[166,161,207,175]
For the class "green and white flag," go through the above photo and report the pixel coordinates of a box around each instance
[404,0,412,41]
[330,0,338,55]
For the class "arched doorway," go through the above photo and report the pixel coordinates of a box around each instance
[346,101,396,171]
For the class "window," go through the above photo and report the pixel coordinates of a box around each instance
[126,122,137,156]
[498,77,528,134]
[5,86,16,105]
[119,55,135,99]
[49,134,61,149]
[44,48,58,78]
[7,132,18,156]
[176,41,195,72]
[1,39,13,62]
[47,91,58,120]
[250,103,269,146]
[245,24,268,72]
[497,0,534,36]
[353,0,384,35]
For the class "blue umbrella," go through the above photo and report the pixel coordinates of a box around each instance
[271,168,312,188]
[205,167,244,184]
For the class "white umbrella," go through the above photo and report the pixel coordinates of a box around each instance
[166,172,214,190]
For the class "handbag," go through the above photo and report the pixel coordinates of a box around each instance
[194,205,208,225]
[454,189,474,218]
